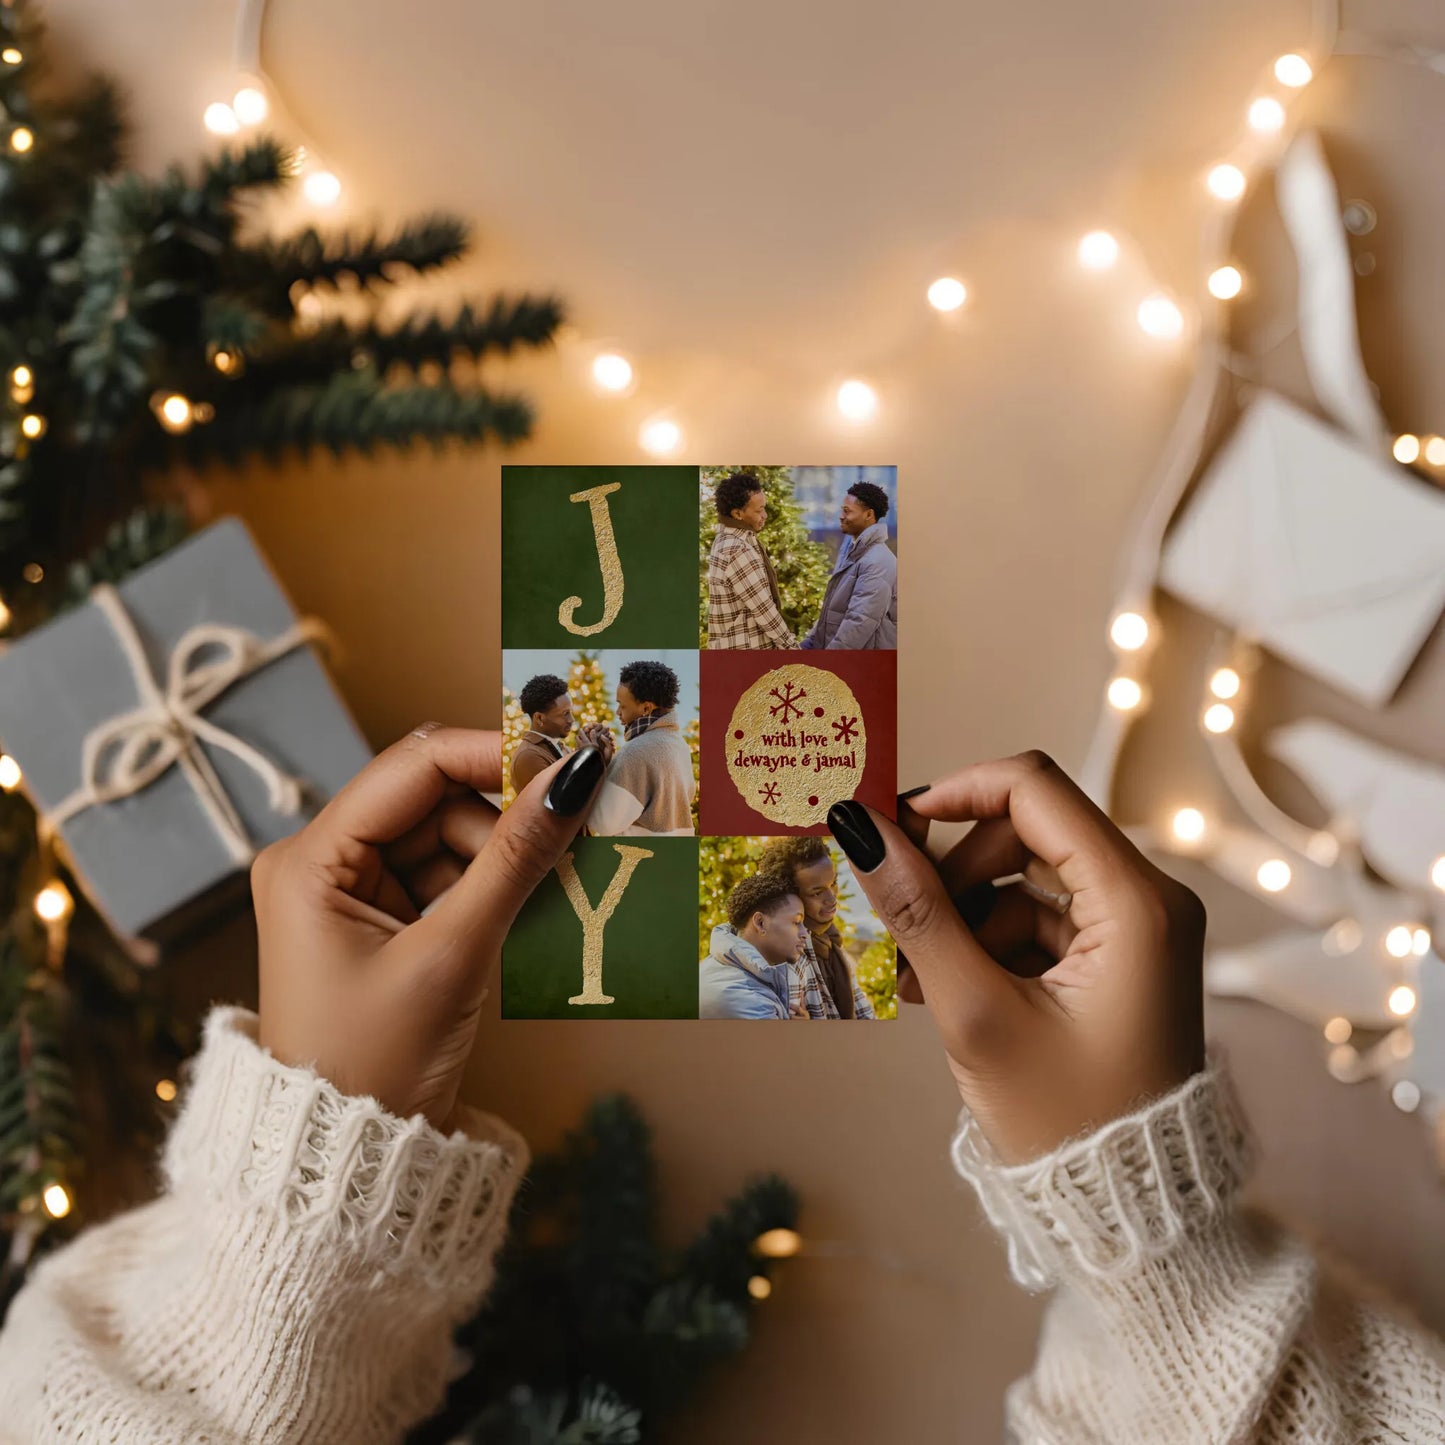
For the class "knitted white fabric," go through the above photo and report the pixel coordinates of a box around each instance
[0,1003,529,1444]
[951,1048,1445,1443]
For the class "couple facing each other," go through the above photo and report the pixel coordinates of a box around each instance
[511,660,695,837]
[706,470,897,651]
[700,836,879,1020]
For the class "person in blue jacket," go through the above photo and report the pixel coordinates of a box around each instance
[698,871,809,1019]
[800,481,897,650]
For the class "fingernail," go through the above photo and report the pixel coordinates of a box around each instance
[898,784,931,801]
[951,881,998,931]
[544,746,605,817]
[827,799,886,874]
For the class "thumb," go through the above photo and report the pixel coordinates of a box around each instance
[826,799,1026,1066]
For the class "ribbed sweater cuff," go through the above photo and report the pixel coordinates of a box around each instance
[162,1003,530,1300]
[949,1049,1255,1293]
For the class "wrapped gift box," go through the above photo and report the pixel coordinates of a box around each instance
[0,517,374,950]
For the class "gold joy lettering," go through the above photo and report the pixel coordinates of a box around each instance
[558,482,625,636]
[556,842,654,1005]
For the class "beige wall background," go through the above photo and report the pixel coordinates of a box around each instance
[48,1,1445,1439]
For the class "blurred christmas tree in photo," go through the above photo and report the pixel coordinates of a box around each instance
[0,0,561,1290]
[699,466,831,647]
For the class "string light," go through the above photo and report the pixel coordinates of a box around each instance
[1431,855,1445,891]
[1137,293,1184,339]
[1387,984,1417,1018]
[1202,702,1235,733]
[0,596,9,632]
[590,353,633,392]
[1412,927,1431,957]
[232,85,268,125]
[1324,1015,1352,1044]
[1385,925,1416,959]
[638,418,682,456]
[926,277,967,311]
[1274,54,1313,87]
[1207,265,1244,299]
[1425,436,1445,466]
[1392,1079,1422,1113]
[1248,97,1286,133]
[0,754,20,790]
[210,347,240,375]
[34,881,73,924]
[41,1183,71,1219]
[155,393,195,434]
[19,412,45,439]
[1077,231,1120,269]
[1209,666,1241,698]
[155,1078,177,1102]
[9,125,33,154]
[21,562,42,584]
[1106,676,1144,711]
[754,1227,802,1258]
[1171,806,1207,843]
[836,379,878,421]
[1206,164,1246,201]
[11,365,30,389]
[746,1275,772,1300]
[1109,611,1150,651]
[1256,858,1292,892]
[1393,433,1421,464]
[1,47,22,65]
[203,102,239,136]
[302,170,342,206]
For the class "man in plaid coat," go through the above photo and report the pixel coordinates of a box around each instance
[706,471,799,650]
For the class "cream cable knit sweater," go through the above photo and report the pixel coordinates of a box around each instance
[0,1010,1442,1443]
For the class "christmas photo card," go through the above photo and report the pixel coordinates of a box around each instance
[501,465,898,1020]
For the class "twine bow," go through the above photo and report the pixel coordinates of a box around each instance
[45,581,332,865]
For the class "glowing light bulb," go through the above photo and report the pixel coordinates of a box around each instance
[836,379,878,421]
[19,412,45,439]
[157,393,194,433]
[1107,676,1144,711]
[591,353,633,392]
[1392,1080,1422,1113]
[1206,164,1246,201]
[1208,266,1244,299]
[927,277,967,311]
[1209,667,1241,699]
[1412,927,1432,957]
[211,348,238,374]
[639,418,682,456]
[1274,54,1313,87]
[203,103,239,136]
[1248,97,1286,132]
[0,597,8,632]
[34,882,72,923]
[1256,858,1292,892]
[41,1183,71,1219]
[1393,433,1421,464]
[1202,702,1235,733]
[0,754,20,790]
[1137,293,1184,339]
[754,1227,802,1258]
[303,170,342,206]
[747,1275,772,1300]
[11,365,31,389]
[1171,807,1207,843]
[1,48,22,65]
[155,1078,178,1102]
[1109,611,1150,651]
[1385,925,1415,959]
[1078,231,1120,269]
[1425,436,1445,466]
[10,126,33,154]
[1323,1016,1352,1044]
[1387,984,1417,1017]
[1431,855,1445,891]
[233,86,269,125]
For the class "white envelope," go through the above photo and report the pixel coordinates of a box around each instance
[1159,392,1445,707]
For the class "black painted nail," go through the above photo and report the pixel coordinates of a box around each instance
[951,880,998,932]
[544,746,605,817]
[898,784,931,801]
[827,799,886,874]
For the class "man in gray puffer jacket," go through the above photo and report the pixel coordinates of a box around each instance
[800,481,898,650]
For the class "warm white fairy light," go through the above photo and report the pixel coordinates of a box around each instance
[1412,927,1432,957]
[1393,1079,1422,1113]
[1109,611,1150,651]
[11,365,31,389]
[303,170,342,206]
[34,881,72,923]
[1392,433,1421,464]
[927,277,967,311]
[747,1275,772,1300]
[41,1183,71,1219]
[836,379,878,421]
[1324,1015,1352,1044]
[1107,676,1144,711]
[155,1078,178,1102]
[1274,53,1313,87]
[156,393,195,434]
[1137,293,1185,339]
[1431,855,1445,891]
[1202,702,1235,734]
[0,597,9,632]
[1208,265,1244,300]
[1209,666,1241,699]
[1077,231,1120,270]
[591,353,633,392]
[1,48,22,66]
[1171,807,1207,843]
[1425,436,1445,466]
[19,412,45,439]
[1256,858,1292,892]
[1248,97,1286,133]
[10,125,33,154]
[203,102,239,136]
[1206,164,1246,201]
[1387,984,1417,1018]
[754,1227,802,1258]
[233,86,268,125]
[0,754,19,791]
[1385,924,1416,959]
[639,418,682,456]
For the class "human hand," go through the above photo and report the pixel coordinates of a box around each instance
[251,724,605,1134]
[827,751,1206,1164]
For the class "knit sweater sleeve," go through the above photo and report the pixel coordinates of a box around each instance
[0,1003,529,1445]
[950,1050,1445,1443]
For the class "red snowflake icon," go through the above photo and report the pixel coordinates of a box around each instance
[831,714,860,745]
[768,680,808,722]
[759,781,782,806]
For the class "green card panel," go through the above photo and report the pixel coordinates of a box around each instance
[502,836,700,1019]
[501,465,700,648]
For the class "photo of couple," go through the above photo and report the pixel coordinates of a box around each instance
[698,835,896,1020]
[701,465,898,651]
[503,649,700,836]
